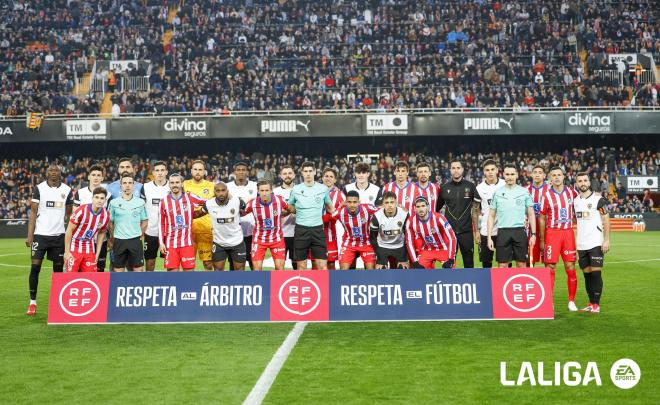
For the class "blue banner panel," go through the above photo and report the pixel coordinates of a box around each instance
[329,269,494,321]
[107,272,270,323]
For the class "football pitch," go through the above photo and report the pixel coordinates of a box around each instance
[0,232,658,404]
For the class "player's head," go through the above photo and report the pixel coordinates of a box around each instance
[548,166,565,187]
[91,186,107,209]
[152,161,168,182]
[120,172,134,194]
[450,159,464,180]
[117,157,134,176]
[214,181,229,203]
[414,196,430,219]
[46,163,61,183]
[394,161,409,183]
[346,190,360,214]
[191,160,206,182]
[382,191,397,216]
[503,164,518,185]
[280,165,295,186]
[482,159,498,182]
[233,161,249,181]
[575,172,591,193]
[301,161,316,183]
[531,165,546,185]
[354,162,370,183]
[168,173,183,195]
[88,164,104,186]
[416,162,432,184]
[322,167,338,188]
[257,179,272,201]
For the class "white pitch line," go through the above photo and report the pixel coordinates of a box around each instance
[243,322,307,405]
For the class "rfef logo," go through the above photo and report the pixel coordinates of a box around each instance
[270,271,329,321]
[491,268,553,319]
[48,272,110,323]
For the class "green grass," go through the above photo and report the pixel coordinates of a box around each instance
[1,233,658,404]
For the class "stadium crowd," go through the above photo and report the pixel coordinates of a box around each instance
[1,0,659,116]
[1,146,657,219]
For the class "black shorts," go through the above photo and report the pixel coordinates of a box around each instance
[31,234,65,261]
[212,241,246,263]
[495,228,528,263]
[376,247,408,266]
[294,225,327,260]
[284,236,296,261]
[578,246,604,269]
[113,237,144,268]
[479,234,496,264]
[143,234,164,260]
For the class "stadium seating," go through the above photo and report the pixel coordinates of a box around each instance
[1,0,658,115]
[1,147,657,218]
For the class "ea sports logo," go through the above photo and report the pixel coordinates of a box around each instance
[278,276,321,316]
[610,358,641,389]
[502,274,545,313]
[59,278,102,317]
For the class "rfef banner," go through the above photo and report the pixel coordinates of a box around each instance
[48,268,554,324]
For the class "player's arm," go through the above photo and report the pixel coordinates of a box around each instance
[472,186,482,244]
[286,191,297,214]
[435,187,445,211]
[526,193,536,245]
[599,197,611,253]
[63,219,77,265]
[440,215,457,267]
[280,198,291,217]
[25,187,40,247]
[73,189,81,208]
[64,190,74,224]
[538,196,547,251]
[158,201,167,254]
[487,208,497,252]
[374,187,383,207]
[405,220,420,268]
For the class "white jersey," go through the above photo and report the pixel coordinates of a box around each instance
[226,180,257,237]
[476,178,505,236]
[141,180,170,237]
[574,192,608,250]
[203,196,244,247]
[345,182,380,205]
[74,184,108,207]
[32,181,73,236]
[273,185,296,238]
[370,208,408,249]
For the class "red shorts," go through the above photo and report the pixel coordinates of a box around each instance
[165,245,196,270]
[251,240,287,261]
[544,228,576,264]
[339,245,376,265]
[66,251,97,272]
[418,250,450,269]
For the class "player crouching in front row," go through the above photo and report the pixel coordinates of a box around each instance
[406,197,457,269]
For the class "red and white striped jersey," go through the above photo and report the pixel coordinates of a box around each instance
[159,192,206,248]
[527,182,549,218]
[332,204,379,248]
[69,204,110,254]
[244,195,289,244]
[539,185,579,230]
[382,181,422,212]
[324,187,346,243]
[406,212,457,263]
[416,182,440,212]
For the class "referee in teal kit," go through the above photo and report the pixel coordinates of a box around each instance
[486,164,535,268]
[287,161,336,270]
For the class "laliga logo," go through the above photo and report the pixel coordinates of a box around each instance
[502,274,545,312]
[278,276,321,315]
[59,278,101,317]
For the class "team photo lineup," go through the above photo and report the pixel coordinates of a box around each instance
[26,156,609,314]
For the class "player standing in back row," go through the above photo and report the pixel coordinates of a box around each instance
[25,164,73,316]
[273,165,297,269]
[539,166,579,311]
[141,161,169,271]
[415,162,440,212]
[379,160,422,213]
[321,167,346,269]
[436,159,480,268]
[527,165,549,266]
[183,160,215,270]
[345,162,380,205]
[74,164,109,271]
[574,172,610,313]
[476,159,505,268]
[226,162,257,270]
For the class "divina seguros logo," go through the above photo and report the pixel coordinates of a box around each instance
[568,113,612,133]
[163,118,208,138]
